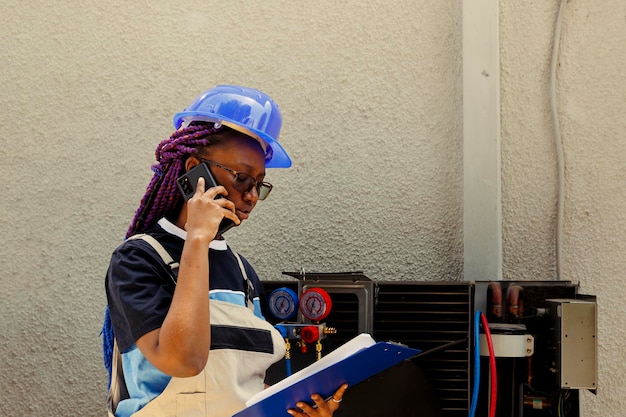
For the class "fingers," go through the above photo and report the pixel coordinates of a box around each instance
[287,384,348,417]
[190,180,236,215]
[209,189,235,212]
[193,176,206,197]
[185,181,240,239]
[331,383,348,404]
[193,178,228,202]
[221,209,241,225]
[286,400,334,417]
[212,192,240,226]
[288,399,318,416]
[310,394,327,411]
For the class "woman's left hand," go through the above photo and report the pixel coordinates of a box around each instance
[287,383,348,417]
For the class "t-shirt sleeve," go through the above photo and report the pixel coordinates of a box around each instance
[105,240,177,352]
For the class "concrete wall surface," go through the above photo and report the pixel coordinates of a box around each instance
[0,1,623,416]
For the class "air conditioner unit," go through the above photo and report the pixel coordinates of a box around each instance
[261,274,595,417]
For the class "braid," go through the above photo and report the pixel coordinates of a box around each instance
[125,123,223,238]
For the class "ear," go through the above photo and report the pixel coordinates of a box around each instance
[184,156,201,172]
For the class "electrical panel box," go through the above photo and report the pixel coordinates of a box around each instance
[546,298,598,390]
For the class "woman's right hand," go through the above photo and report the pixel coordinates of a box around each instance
[185,177,241,242]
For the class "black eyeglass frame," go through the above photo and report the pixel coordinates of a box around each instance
[195,156,273,200]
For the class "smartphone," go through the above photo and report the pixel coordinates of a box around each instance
[176,163,236,236]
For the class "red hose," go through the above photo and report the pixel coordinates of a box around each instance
[481,313,497,417]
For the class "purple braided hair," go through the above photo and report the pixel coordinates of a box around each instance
[125,123,224,238]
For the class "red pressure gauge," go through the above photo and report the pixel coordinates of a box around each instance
[299,287,332,321]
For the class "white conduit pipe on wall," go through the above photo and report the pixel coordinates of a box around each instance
[550,0,568,280]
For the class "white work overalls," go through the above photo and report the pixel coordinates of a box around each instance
[108,236,286,417]
[109,300,285,417]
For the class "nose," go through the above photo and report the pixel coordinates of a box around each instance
[242,185,259,205]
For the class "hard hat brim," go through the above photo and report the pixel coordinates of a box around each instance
[173,112,292,168]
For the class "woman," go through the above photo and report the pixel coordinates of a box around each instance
[104,85,347,417]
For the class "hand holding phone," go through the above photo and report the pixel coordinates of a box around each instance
[177,163,237,237]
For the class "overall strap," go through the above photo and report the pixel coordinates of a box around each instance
[130,234,253,309]
[231,248,256,311]
[107,339,126,417]
[128,234,179,285]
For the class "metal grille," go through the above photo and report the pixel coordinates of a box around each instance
[261,279,473,416]
[373,282,473,417]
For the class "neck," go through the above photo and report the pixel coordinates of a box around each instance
[174,205,187,230]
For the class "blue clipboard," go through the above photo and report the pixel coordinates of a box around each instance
[233,340,421,417]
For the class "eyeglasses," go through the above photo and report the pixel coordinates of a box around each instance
[195,157,273,200]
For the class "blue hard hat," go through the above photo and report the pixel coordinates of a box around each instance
[173,85,292,168]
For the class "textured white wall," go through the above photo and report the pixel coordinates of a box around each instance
[0,1,623,416]
[500,1,626,415]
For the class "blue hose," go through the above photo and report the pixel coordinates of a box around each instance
[275,325,292,377]
[285,357,292,377]
[468,310,481,417]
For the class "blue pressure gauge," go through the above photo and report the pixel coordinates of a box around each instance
[268,287,299,321]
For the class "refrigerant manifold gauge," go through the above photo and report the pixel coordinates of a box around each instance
[268,287,299,321]
[299,287,332,321]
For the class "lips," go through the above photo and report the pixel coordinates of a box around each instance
[236,209,250,220]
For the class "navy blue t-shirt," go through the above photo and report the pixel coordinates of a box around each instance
[106,218,265,352]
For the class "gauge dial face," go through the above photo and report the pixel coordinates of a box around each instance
[268,287,299,320]
[300,288,332,321]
